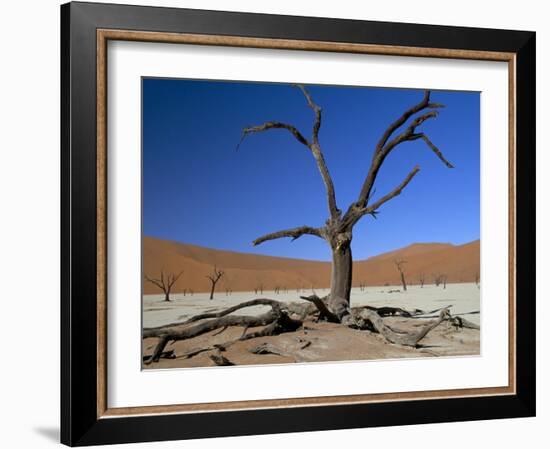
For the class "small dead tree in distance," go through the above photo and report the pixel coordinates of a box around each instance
[433,273,447,288]
[419,273,426,288]
[206,266,225,300]
[145,270,183,302]
[238,85,452,321]
[394,259,408,291]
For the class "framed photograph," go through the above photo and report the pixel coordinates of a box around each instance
[61,1,535,446]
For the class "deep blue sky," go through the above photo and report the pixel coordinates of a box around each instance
[142,79,479,261]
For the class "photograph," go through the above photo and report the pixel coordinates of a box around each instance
[141,79,481,369]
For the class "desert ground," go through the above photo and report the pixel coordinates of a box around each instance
[142,282,480,369]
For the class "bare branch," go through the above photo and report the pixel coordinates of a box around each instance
[179,298,284,325]
[144,275,165,291]
[374,91,443,152]
[394,259,407,271]
[310,142,339,218]
[237,85,340,219]
[364,166,420,216]
[252,225,323,246]
[411,133,454,168]
[355,91,451,210]
[295,85,339,218]
[237,121,309,149]
[167,270,184,289]
[294,85,339,216]
[295,84,321,143]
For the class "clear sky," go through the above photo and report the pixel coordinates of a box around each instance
[142,78,479,261]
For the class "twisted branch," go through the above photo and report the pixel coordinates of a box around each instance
[355,91,451,212]
[364,166,421,215]
[253,225,323,246]
[238,85,339,219]
[237,122,308,148]
[143,299,302,364]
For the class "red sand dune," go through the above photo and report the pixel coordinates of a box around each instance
[143,236,480,294]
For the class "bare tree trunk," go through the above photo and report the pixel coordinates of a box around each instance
[400,272,407,291]
[206,266,225,300]
[329,244,352,305]
[394,259,407,291]
[164,292,170,302]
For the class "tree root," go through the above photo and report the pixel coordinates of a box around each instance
[448,315,480,330]
[209,349,234,366]
[141,349,175,362]
[249,342,310,363]
[300,295,340,322]
[305,295,456,347]
[349,307,451,347]
[143,295,476,364]
[249,342,287,357]
[143,299,302,364]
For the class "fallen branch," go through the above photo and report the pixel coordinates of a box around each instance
[351,307,452,347]
[361,305,413,317]
[143,299,302,364]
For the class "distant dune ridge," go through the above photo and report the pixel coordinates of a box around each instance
[143,236,480,294]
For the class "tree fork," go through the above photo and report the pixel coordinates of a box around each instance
[239,86,453,305]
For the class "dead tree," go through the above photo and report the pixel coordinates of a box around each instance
[433,273,447,288]
[475,272,480,287]
[145,270,183,302]
[206,266,225,300]
[238,85,452,321]
[419,273,426,288]
[394,259,408,291]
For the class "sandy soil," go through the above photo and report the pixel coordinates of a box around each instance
[143,283,480,369]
